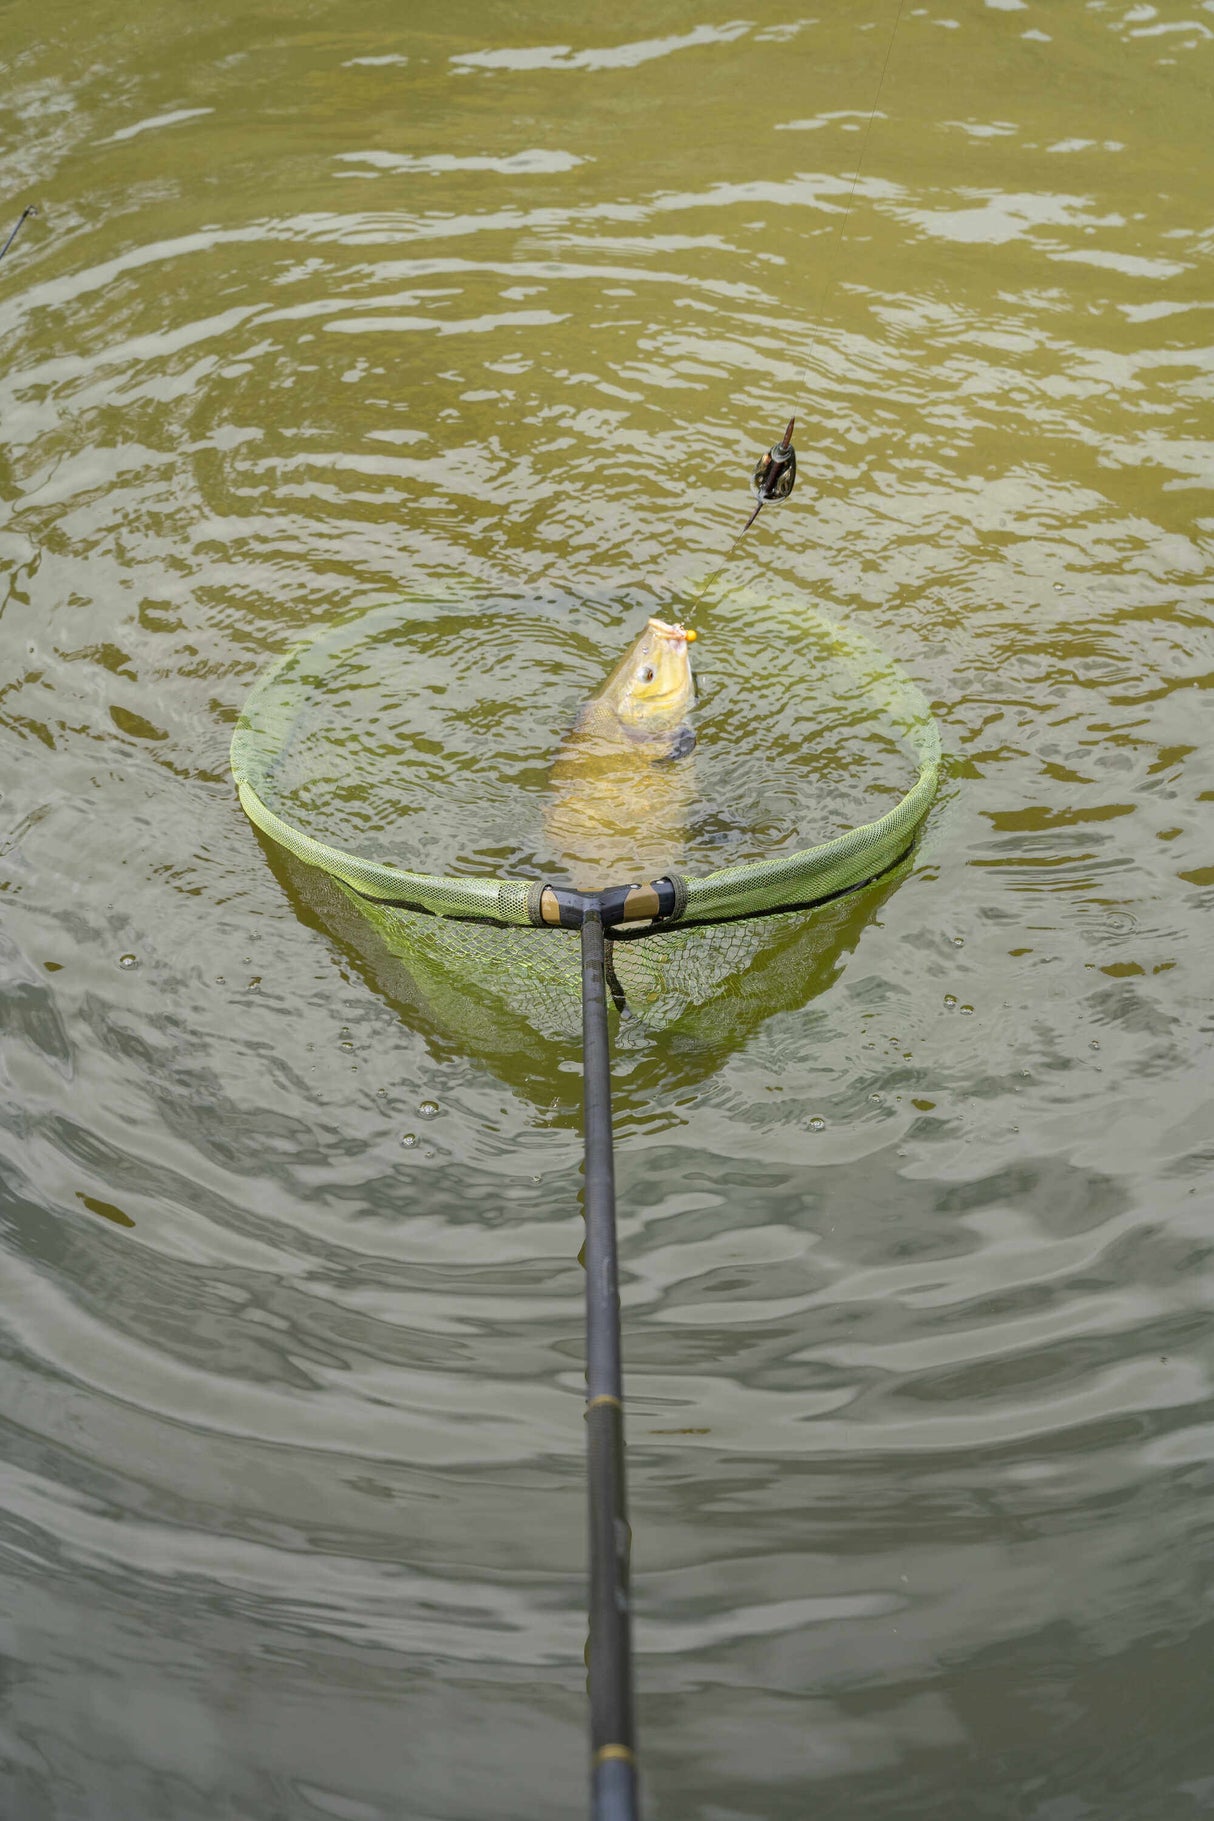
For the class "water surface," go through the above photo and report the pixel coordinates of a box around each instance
[1,3,1212,1817]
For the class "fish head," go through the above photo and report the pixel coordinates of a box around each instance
[611,617,697,733]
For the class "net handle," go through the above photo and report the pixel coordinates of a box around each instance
[581,911,640,1820]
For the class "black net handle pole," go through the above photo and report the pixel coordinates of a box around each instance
[580,909,639,1821]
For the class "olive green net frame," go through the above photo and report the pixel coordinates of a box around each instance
[230,603,941,1039]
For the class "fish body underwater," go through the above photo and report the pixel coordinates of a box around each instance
[545,617,697,889]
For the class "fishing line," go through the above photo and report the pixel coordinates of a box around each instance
[797,0,907,396]
[0,205,37,265]
[681,0,906,615]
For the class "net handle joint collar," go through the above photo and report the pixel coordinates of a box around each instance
[532,877,687,930]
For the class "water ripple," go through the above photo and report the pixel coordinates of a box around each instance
[1,3,1211,1816]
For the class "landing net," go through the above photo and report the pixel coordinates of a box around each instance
[230,594,941,1038]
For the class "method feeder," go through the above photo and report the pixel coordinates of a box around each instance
[742,414,797,534]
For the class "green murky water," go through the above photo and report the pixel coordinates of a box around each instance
[2,4,1212,1817]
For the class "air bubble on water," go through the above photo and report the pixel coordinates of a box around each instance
[809,1116,826,1132]
[869,1092,882,1103]
[419,1101,440,1118]
[1090,1039,1100,1050]
[247,977,261,992]
[953,936,964,947]
[401,1133,418,1149]
[424,1149,437,1159]
[214,975,225,985]
[118,953,138,969]
[531,1175,541,1184]
[960,1005,973,1016]
[944,994,957,1008]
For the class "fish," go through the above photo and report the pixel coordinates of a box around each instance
[545,617,698,889]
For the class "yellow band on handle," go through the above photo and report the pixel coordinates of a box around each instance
[593,1745,636,1768]
[586,1393,623,1412]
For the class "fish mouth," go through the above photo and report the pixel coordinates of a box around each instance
[646,616,697,647]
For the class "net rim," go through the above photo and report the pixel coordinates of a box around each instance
[230,595,941,929]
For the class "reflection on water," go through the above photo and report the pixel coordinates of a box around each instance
[1,3,1212,1817]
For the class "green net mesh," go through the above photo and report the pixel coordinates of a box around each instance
[230,595,940,1040]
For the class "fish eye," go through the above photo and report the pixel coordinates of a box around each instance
[640,666,655,682]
